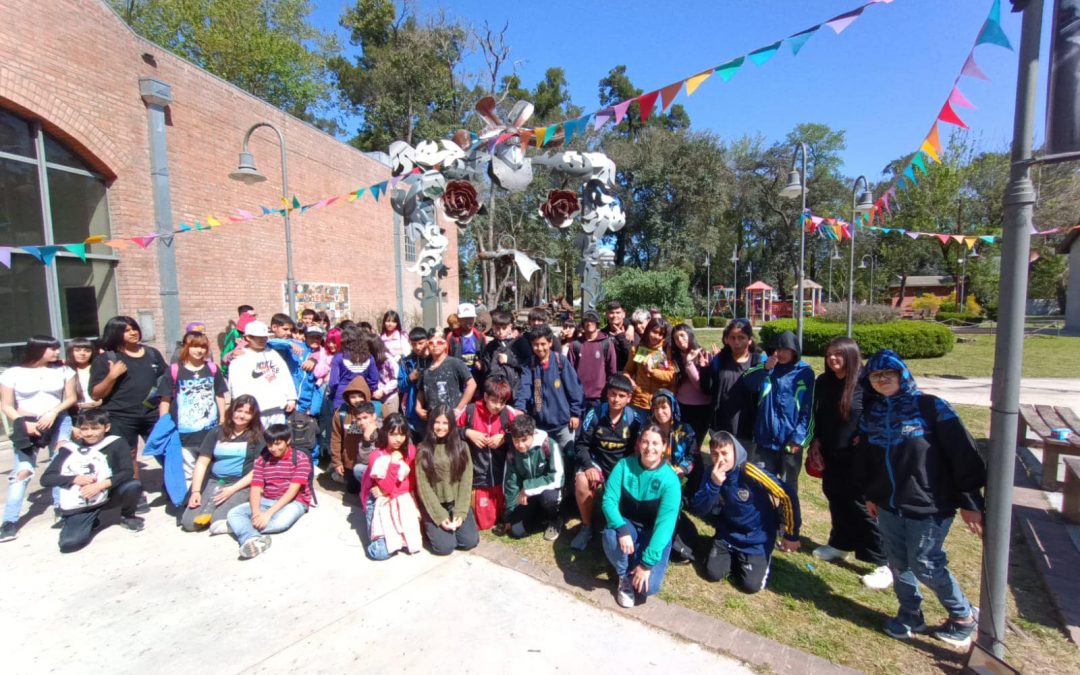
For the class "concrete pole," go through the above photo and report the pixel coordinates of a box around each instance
[847,176,868,337]
[794,143,808,351]
[979,0,1043,659]
[139,77,181,352]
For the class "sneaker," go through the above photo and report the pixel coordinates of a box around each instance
[934,617,976,648]
[52,507,63,529]
[239,535,272,560]
[0,522,16,542]
[812,544,850,562]
[570,524,593,551]
[192,512,212,530]
[543,518,562,542]
[861,565,894,590]
[208,520,230,536]
[492,522,510,537]
[616,576,635,608]
[135,495,151,515]
[884,610,929,640]
[120,515,145,532]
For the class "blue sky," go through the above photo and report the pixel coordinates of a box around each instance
[310,0,1041,178]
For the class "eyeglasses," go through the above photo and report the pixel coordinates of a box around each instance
[868,370,900,383]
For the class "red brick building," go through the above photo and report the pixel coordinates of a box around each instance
[0,0,458,358]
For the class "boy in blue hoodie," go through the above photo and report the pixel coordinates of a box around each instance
[650,389,697,562]
[854,349,985,648]
[690,430,801,593]
[398,327,432,441]
[741,330,814,492]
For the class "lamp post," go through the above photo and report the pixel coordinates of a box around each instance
[859,254,876,305]
[705,252,712,326]
[847,176,874,337]
[230,122,296,318]
[960,247,979,309]
[730,245,739,317]
[779,143,808,350]
[828,246,841,302]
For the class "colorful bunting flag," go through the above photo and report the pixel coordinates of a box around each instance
[593,110,613,130]
[787,26,819,56]
[517,129,534,148]
[825,6,864,35]
[541,125,557,146]
[638,90,660,123]
[291,196,301,209]
[911,152,928,175]
[613,99,633,124]
[0,247,11,268]
[937,101,969,128]
[370,182,387,201]
[237,209,255,220]
[936,234,951,245]
[961,52,990,80]
[533,127,547,148]
[21,245,60,264]
[63,243,87,261]
[131,236,156,249]
[260,206,274,215]
[562,118,579,143]
[207,215,221,227]
[83,235,107,245]
[715,57,745,83]
[685,69,714,95]
[659,82,682,111]
[748,41,782,66]
[948,86,976,110]
[976,0,1013,50]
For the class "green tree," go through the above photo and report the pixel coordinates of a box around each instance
[111,0,338,121]
[601,268,695,317]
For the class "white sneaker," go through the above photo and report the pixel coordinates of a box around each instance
[209,520,230,536]
[616,576,635,608]
[862,565,894,590]
[812,544,849,562]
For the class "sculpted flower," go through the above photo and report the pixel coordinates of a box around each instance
[540,189,581,229]
[442,180,481,226]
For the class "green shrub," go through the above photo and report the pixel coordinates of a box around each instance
[710,316,726,328]
[691,316,708,328]
[601,268,695,317]
[760,318,955,359]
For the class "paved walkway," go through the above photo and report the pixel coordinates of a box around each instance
[2,465,752,675]
[917,376,1080,408]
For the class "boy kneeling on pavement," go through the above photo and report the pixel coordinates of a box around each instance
[41,409,145,553]
[503,415,564,541]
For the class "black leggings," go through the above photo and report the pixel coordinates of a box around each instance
[58,480,143,553]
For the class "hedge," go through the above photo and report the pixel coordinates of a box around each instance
[936,311,983,326]
[691,316,709,328]
[760,318,955,359]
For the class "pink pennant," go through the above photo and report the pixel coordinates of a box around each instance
[325,196,339,207]
[0,247,10,268]
[961,52,990,80]
[825,6,864,34]
[949,86,976,109]
[237,209,255,220]
[938,101,969,128]
[881,192,891,213]
[612,99,633,125]
[637,90,660,123]
[906,231,921,240]
[131,236,156,249]
[936,234,951,245]
[659,82,682,111]
[811,216,824,226]
[593,109,614,130]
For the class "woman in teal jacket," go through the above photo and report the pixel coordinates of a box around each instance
[601,422,682,608]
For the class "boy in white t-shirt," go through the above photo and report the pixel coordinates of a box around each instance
[227,321,297,428]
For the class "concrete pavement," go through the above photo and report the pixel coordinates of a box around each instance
[2,463,752,675]
[916,376,1080,408]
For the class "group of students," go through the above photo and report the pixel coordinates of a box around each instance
[0,299,987,648]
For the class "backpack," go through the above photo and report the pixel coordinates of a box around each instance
[463,403,511,443]
[288,411,320,459]
[284,443,318,507]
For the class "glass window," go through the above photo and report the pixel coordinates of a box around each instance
[0,255,51,344]
[48,168,111,255]
[57,258,118,339]
[43,132,92,172]
[405,232,417,262]
[0,109,35,159]
[0,156,45,247]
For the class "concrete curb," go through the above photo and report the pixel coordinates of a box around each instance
[473,538,860,675]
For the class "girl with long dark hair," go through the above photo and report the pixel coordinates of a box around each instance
[379,310,410,361]
[669,323,710,442]
[88,316,167,479]
[158,331,228,483]
[0,335,77,540]
[414,405,478,555]
[64,337,100,410]
[810,337,891,589]
[700,319,763,444]
[326,325,379,411]
[363,413,422,560]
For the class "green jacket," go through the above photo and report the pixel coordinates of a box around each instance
[503,429,564,514]
[415,442,473,524]
[602,456,681,569]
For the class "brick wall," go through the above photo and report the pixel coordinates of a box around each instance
[0,0,459,351]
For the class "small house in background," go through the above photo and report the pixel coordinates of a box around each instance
[888,275,956,317]
[1058,229,1080,335]
[744,281,775,324]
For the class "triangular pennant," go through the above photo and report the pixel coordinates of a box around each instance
[131,236,156,249]
[105,239,130,248]
[517,129,533,148]
[300,203,311,214]
[63,243,87,261]
[207,215,221,227]
[949,86,976,110]
[348,188,365,202]
[788,26,819,55]
[325,196,339,207]
[907,231,921,240]
[83,235,107,245]
[261,205,274,215]
[23,245,62,264]
[195,222,207,231]
[920,139,940,163]
[961,52,990,80]
[715,56,745,82]
[881,228,893,234]
[593,109,614,130]
[936,234,951,245]
[178,223,192,232]
[542,125,558,146]
[938,101,969,128]
[576,113,592,133]
[911,152,928,175]
[370,182,387,201]
[976,15,1013,50]
[748,40,782,66]
[925,122,943,158]
[562,118,579,143]
[237,209,255,220]
[613,99,633,124]
[228,216,243,223]
[980,235,996,243]
[825,6,864,34]
[158,235,175,247]
[637,90,660,122]
[903,165,917,183]
[840,224,852,241]
[0,247,11,268]
[989,0,1002,22]
[685,69,714,95]
[951,234,966,244]
[291,196,301,209]
[881,192,891,213]
[659,81,683,111]
[964,236,979,248]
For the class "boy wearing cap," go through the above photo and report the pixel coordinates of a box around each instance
[568,310,618,412]
[449,302,486,382]
[227,320,297,427]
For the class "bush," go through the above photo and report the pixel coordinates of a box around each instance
[936,312,982,326]
[910,292,944,316]
[819,302,899,324]
[760,318,955,359]
[601,268,695,317]
[691,316,708,328]
[710,316,726,328]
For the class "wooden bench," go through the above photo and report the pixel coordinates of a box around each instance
[1063,457,1080,524]
[1017,404,1080,490]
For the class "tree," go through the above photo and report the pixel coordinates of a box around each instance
[601,268,695,317]
[111,0,339,122]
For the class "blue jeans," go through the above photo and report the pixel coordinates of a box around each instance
[877,509,973,619]
[601,521,672,597]
[363,493,393,561]
[4,415,71,523]
[227,497,306,546]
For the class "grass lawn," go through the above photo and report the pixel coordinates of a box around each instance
[484,405,1079,674]
[692,329,1080,379]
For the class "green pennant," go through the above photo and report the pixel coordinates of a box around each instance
[715,57,745,82]
[911,152,928,175]
[292,195,301,209]
[63,243,87,261]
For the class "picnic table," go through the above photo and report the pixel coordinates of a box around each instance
[1017,404,1080,490]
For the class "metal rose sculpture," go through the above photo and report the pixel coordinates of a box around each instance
[388,95,625,309]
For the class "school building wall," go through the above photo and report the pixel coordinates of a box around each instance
[0,0,458,351]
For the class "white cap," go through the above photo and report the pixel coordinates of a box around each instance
[457,303,477,318]
[244,320,270,337]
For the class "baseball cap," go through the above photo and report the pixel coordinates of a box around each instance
[582,310,601,324]
[244,320,270,337]
[185,321,207,333]
[304,326,325,337]
[457,303,477,318]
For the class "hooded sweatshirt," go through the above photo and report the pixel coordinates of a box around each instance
[41,435,133,514]
[701,345,765,438]
[331,378,378,472]
[853,349,986,518]
[689,434,801,556]
[650,389,696,475]
[602,454,682,570]
[741,331,815,453]
[503,429,565,512]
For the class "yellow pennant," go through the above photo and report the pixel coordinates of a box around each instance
[207,215,221,227]
[685,69,714,96]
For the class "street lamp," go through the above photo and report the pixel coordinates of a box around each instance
[960,247,979,308]
[859,254,876,305]
[779,143,808,350]
[705,252,712,326]
[230,121,297,318]
[847,176,874,337]
[827,246,841,303]
[730,245,739,317]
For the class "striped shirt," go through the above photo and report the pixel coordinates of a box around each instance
[252,447,312,506]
